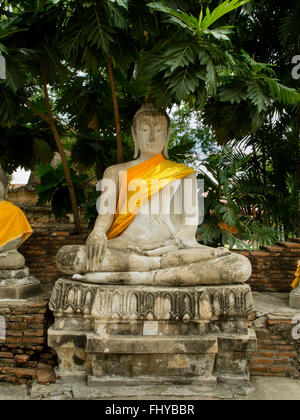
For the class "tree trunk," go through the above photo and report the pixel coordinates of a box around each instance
[295,127,300,238]
[40,63,82,234]
[107,55,123,163]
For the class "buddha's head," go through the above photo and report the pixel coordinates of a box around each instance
[132,103,171,158]
[0,182,4,202]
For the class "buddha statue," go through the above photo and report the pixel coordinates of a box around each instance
[0,181,32,270]
[57,104,251,286]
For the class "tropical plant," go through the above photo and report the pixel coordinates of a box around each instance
[197,148,281,249]
[35,161,88,220]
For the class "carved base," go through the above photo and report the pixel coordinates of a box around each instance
[0,267,40,299]
[48,278,257,386]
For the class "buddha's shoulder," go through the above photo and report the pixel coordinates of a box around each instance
[103,160,139,178]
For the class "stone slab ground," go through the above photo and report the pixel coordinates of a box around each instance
[0,376,299,400]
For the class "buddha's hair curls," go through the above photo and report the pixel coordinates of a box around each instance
[132,103,171,132]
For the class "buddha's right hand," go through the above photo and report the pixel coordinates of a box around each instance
[86,232,108,272]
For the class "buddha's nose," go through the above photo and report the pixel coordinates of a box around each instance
[149,127,156,142]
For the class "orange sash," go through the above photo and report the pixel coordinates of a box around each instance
[291,261,300,288]
[107,154,194,240]
[0,201,33,248]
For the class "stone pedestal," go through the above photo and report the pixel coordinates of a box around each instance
[289,285,300,309]
[0,267,40,299]
[48,279,256,386]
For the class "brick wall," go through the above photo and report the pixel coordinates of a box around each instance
[248,314,300,379]
[0,294,57,385]
[19,231,89,285]
[235,240,300,292]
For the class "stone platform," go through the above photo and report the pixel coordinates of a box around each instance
[0,267,40,299]
[48,279,257,386]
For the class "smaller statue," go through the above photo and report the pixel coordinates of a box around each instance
[0,181,32,270]
[290,260,300,308]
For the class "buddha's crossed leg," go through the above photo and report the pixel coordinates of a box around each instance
[56,244,251,286]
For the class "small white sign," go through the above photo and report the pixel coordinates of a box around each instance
[143,321,158,336]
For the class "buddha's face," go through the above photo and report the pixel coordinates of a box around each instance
[134,114,169,157]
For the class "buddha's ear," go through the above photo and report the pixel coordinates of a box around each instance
[163,126,170,159]
[131,125,139,158]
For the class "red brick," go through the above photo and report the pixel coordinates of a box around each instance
[0,352,14,359]
[257,352,274,358]
[277,345,295,351]
[22,337,45,344]
[272,358,290,365]
[270,366,287,373]
[249,366,270,373]
[15,355,30,365]
[37,369,56,385]
[275,352,297,358]
[267,320,291,325]
[249,359,273,365]
[23,330,44,337]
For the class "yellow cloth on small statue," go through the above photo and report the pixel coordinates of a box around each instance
[107,154,194,240]
[0,201,33,248]
[291,264,300,289]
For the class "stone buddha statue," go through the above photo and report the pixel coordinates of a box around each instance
[57,104,251,286]
[0,181,40,299]
[0,181,33,270]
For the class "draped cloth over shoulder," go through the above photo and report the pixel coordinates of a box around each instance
[107,154,194,240]
[0,201,33,248]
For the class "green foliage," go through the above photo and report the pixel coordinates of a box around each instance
[35,162,88,219]
[0,123,55,173]
[0,0,299,238]
[197,148,281,249]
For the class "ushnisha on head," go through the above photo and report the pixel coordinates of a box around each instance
[131,103,171,159]
[0,182,4,202]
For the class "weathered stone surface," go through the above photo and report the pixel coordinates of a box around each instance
[48,278,256,386]
[289,286,300,309]
[37,368,56,385]
[86,335,218,354]
[0,277,40,299]
[0,250,25,270]
[0,267,29,280]
[49,279,254,321]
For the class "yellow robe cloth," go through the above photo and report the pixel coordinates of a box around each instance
[0,201,33,248]
[107,154,194,240]
[291,262,300,288]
